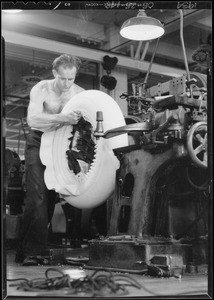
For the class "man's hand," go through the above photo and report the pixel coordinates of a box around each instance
[63,110,82,125]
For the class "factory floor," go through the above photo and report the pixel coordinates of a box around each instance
[4,242,211,299]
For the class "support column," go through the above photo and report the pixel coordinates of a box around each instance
[100,23,128,115]
[109,67,128,116]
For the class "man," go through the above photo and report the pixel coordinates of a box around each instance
[15,54,84,264]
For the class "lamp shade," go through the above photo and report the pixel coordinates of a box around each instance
[120,10,164,41]
[2,10,23,13]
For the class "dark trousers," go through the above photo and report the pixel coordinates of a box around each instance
[17,129,56,258]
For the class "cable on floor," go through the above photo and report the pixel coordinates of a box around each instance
[7,267,142,296]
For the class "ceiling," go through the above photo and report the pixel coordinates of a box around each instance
[1,6,212,158]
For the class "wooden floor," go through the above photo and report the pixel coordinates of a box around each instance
[3,245,211,299]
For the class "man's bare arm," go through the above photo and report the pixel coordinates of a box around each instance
[27,82,80,131]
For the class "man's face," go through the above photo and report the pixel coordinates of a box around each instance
[53,65,77,92]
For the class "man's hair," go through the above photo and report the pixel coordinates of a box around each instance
[52,54,82,72]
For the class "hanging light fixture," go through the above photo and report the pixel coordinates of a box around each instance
[2,10,23,13]
[120,10,164,41]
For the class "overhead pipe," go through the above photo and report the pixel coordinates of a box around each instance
[179,9,193,98]
[141,37,161,94]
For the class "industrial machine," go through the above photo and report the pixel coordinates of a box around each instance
[87,10,209,274]
[86,70,208,274]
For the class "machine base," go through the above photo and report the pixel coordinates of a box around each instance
[86,236,193,274]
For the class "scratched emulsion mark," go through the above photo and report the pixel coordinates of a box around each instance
[53,2,62,9]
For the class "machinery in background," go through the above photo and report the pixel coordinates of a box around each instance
[5,149,25,215]
[120,71,207,169]
[5,149,25,242]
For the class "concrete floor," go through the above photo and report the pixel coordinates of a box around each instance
[3,247,211,299]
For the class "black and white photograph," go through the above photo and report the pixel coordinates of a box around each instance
[1,1,212,298]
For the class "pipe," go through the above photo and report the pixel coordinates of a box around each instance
[142,37,160,93]
[179,9,193,98]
